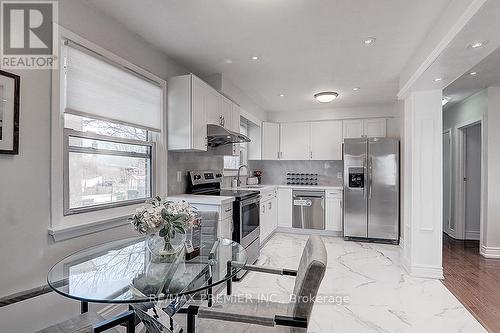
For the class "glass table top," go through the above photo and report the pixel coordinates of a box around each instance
[47,237,247,304]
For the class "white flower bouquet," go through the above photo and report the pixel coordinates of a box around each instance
[129,197,197,255]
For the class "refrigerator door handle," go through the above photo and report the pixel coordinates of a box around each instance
[369,156,373,199]
[363,156,367,199]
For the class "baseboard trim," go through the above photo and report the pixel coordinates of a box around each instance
[405,263,443,279]
[465,231,480,240]
[480,245,500,258]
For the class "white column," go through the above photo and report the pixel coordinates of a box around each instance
[482,87,500,258]
[401,90,443,279]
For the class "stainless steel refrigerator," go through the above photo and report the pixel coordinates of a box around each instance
[343,138,399,244]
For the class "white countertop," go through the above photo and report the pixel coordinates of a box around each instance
[225,184,343,191]
[166,194,235,206]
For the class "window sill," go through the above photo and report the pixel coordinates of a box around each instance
[48,215,130,242]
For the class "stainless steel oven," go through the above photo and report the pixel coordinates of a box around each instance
[187,170,261,280]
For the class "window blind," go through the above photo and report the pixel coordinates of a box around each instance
[64,44,162,131]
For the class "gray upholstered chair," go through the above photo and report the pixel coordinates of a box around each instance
[176,234,327,333]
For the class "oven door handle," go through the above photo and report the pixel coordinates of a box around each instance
[240,196,260,206]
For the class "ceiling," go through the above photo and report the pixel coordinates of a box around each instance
[84,0,451,112]
[444,46,500,108]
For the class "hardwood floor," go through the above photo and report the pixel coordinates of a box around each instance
[442,234,500,332]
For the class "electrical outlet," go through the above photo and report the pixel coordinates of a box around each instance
[177,171,183,182]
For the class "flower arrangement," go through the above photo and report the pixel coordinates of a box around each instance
[129,197,197,254]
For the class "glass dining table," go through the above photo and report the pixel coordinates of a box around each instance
[47,237,248,331]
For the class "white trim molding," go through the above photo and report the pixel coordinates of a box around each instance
[480,245,500,259]
[404,264,444,280]
[48,216,130,242]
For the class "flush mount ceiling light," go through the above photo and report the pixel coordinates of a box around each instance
[251,55,259,60]
[279,93,285,97]
[363,37,376,45]
[442,97,451,106]
[352,87,360,91]
[434,77,443,82]
[469,71,478,76]
[314,91,339,103]
[468,40,488,49]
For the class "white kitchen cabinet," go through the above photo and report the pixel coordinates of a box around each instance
[168,74,212,151]
[280,122,310,160]
[342,119,364,139]
[248,122,262,160]
[219,96,233,129]
[310,121,343,160]
[230,104,241,133]
[260,189,278,243]
[363,118,386,137]
[325,190,343,232]
[343,118,387,139]
[261,122,280,160]
[277,188,292,228]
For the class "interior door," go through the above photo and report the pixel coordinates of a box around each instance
[343,139,368,238]
[443,131,452,232]
[280,122,310,160]
[310,121,343,160]
[367,138,399,241]
[465,124,481,240]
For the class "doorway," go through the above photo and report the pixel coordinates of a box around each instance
[463,124,481,241]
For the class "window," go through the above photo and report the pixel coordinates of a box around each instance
[60,40,163,215]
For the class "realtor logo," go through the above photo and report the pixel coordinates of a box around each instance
[1,1,58,69]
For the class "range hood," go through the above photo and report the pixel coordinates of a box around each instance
[207,124,250,147]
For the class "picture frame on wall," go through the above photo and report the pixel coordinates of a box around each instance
[0,70,20,155]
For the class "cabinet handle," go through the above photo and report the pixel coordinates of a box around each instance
[268,202,272,210]
[225,207,232,212]
[310,151,312,159]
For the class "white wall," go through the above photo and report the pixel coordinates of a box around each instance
[0,1,188,331]
[442,90,487,238]
[483,87,500,257]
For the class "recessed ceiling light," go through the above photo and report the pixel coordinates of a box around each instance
[442,97,451,106]
[434,77,443,82]
[363,37,376,45]
[224,59,233,64]
[251,56,259,60]
[469,71,478,76]
[279,94,285,97]
[314,91,339,103]
[352,87,360,91]
[469,40,488,49]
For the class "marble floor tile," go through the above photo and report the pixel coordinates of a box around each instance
[230,233,486,333]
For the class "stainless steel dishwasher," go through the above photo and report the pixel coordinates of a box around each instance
[292,190,325,230]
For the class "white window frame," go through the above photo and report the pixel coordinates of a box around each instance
[49,27,167,241]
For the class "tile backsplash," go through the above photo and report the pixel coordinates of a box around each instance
[248,160,344,186]
[167,151,223,195]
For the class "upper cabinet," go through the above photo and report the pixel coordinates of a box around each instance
[363,118,387,138]
[310,121,343,160]
[168,74,244,151]
[280,122,310,160]
[343,118,387,139]
[261,122,280,160]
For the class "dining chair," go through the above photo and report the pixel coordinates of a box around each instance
[172,234,327,333]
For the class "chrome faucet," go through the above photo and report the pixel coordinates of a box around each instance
[237,165,249,187]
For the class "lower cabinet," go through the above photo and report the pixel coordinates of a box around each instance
[277,188,292,228]
[260,196,278,243]
[325,190,343,232]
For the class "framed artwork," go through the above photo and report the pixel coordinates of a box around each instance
[0,70,20,154]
